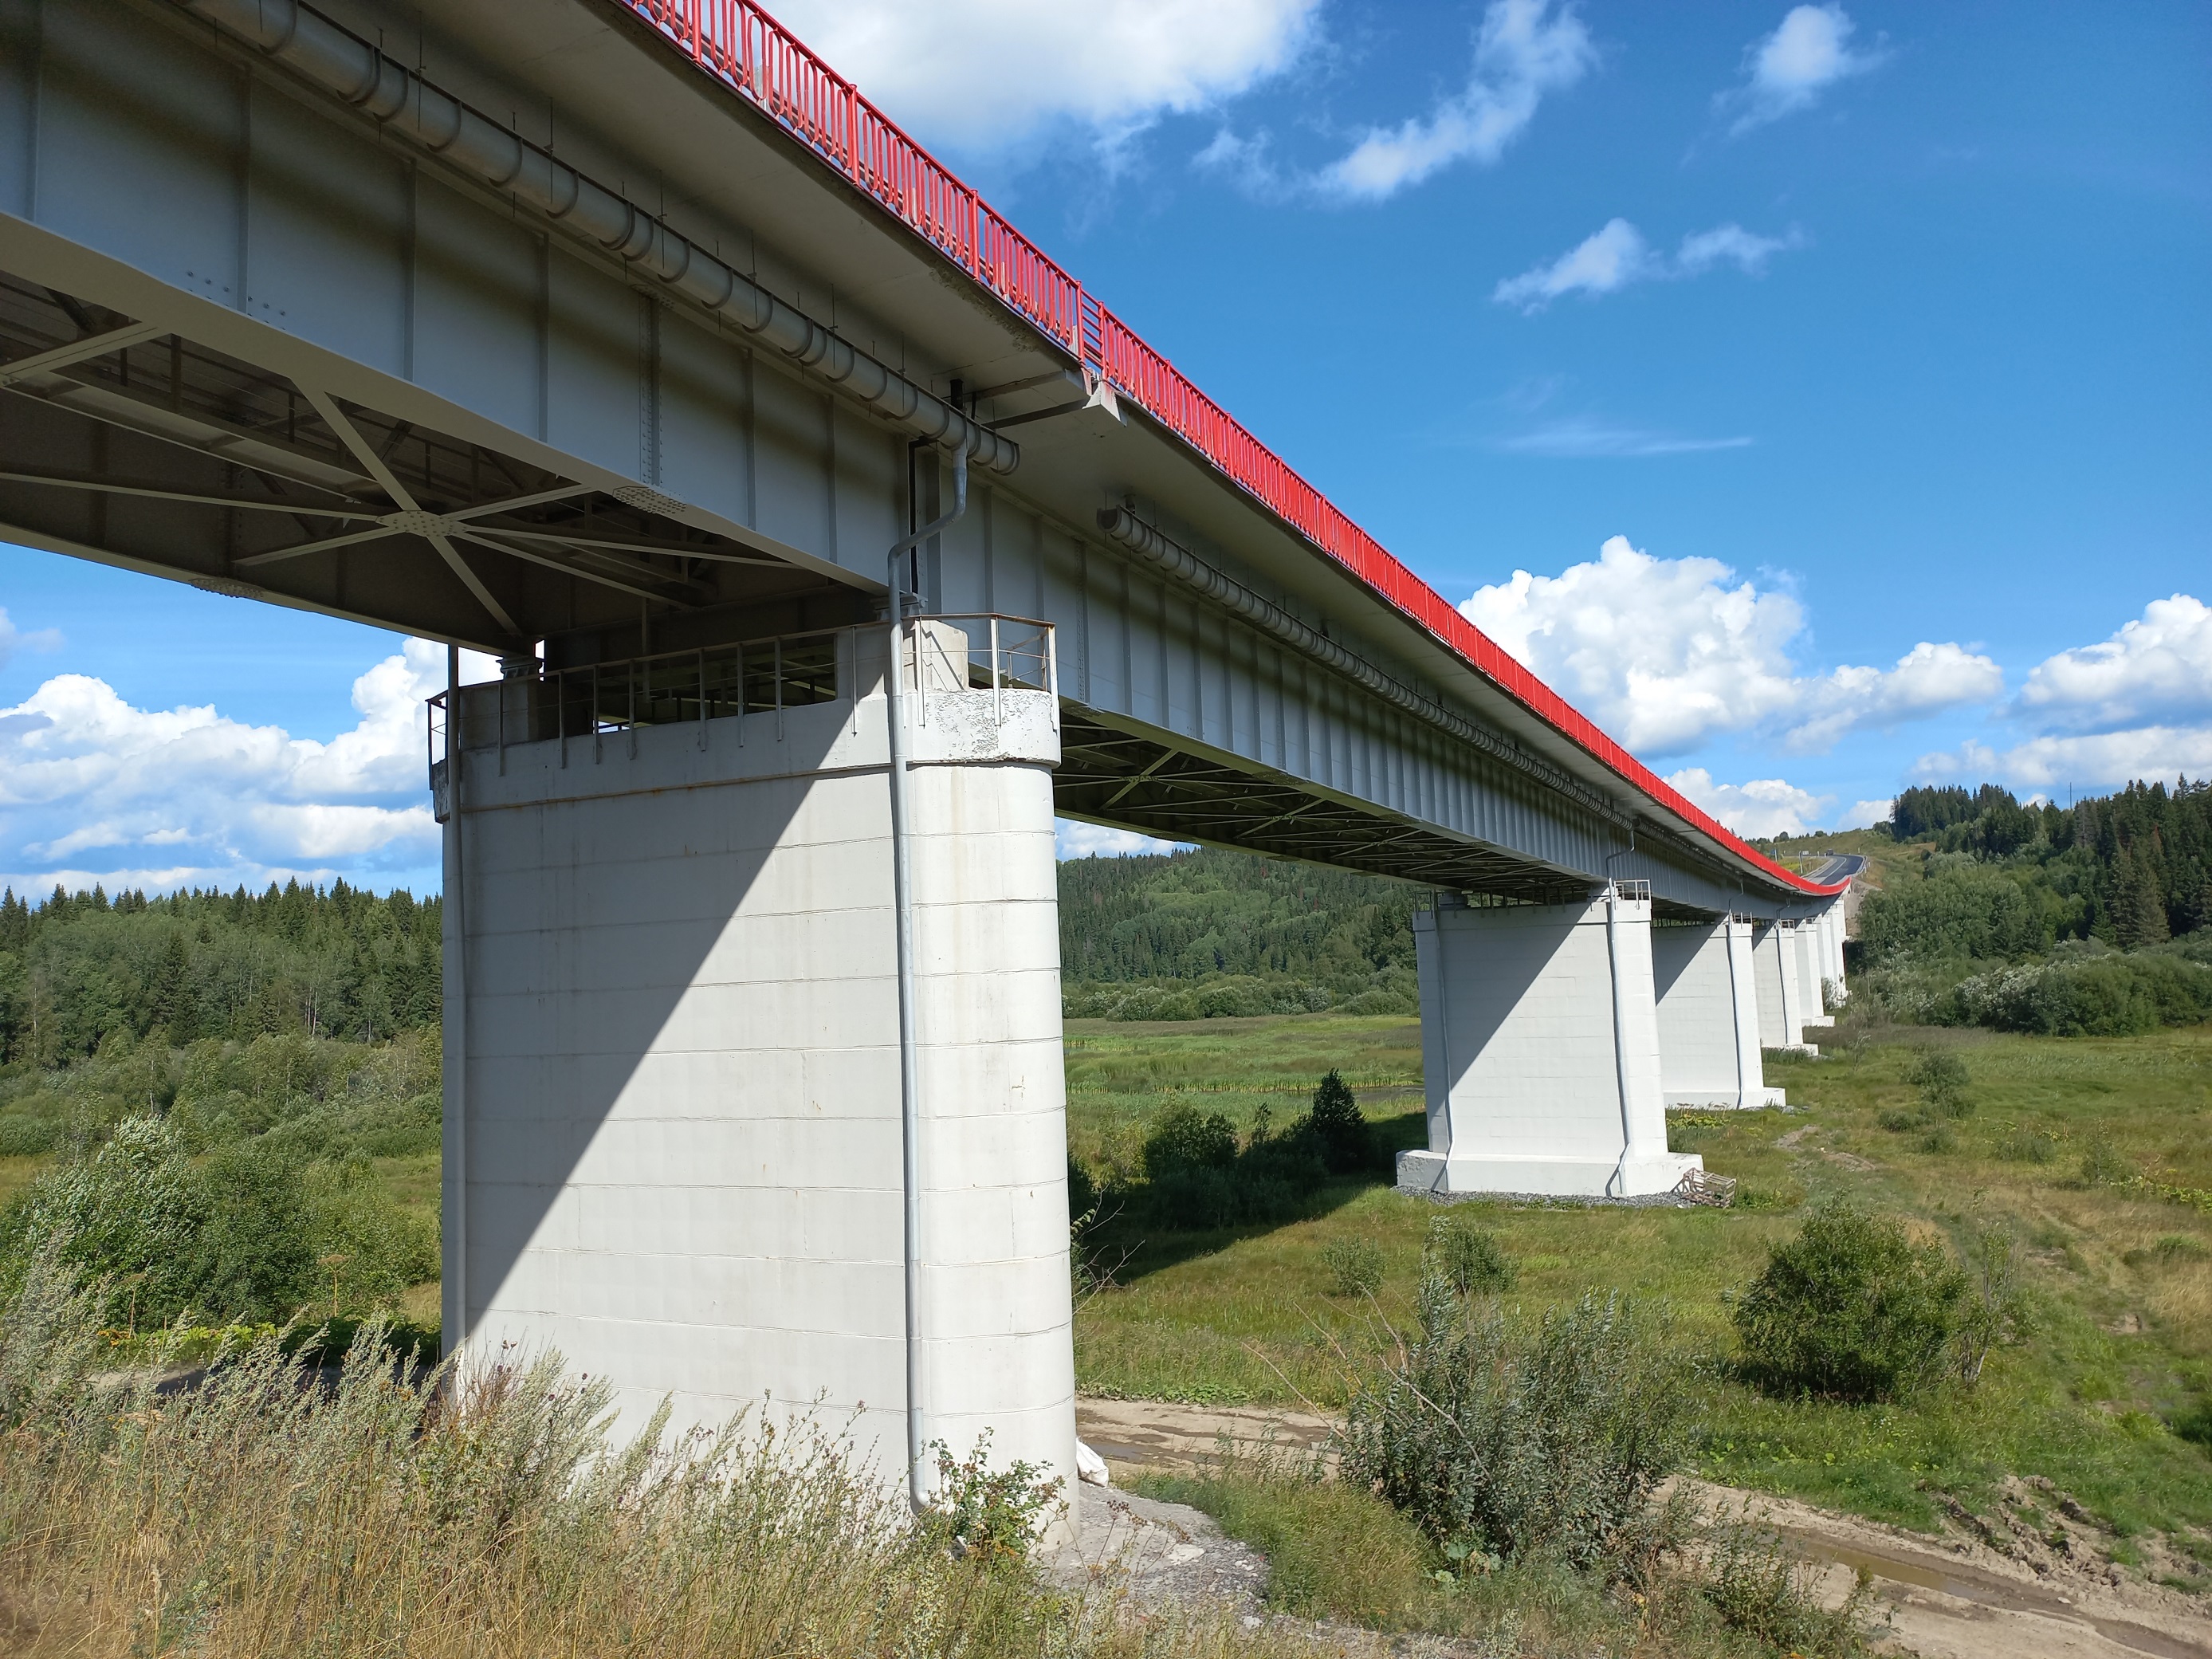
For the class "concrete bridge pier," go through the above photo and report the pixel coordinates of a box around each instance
[1652,918,1785,1111]
[1796,922,1837,1029]
[1752,921,1821,1055]
[1400,890,1704,1197]
[436,620,1075,1503]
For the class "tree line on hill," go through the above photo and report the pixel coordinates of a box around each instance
[1856,777,2212,1036]
[0,879,442,1067]
[1055,847,1422,1020]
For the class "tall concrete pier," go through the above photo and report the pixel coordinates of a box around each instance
[438,623,1073,1476]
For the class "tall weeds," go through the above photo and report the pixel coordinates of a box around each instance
[0,1240,1277,1658]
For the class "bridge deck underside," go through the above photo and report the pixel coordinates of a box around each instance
[0,0,1816,918]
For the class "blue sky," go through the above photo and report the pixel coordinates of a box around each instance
[2,1,2207,890]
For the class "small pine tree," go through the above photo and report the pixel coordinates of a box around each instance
[1302,1068,1370,1174]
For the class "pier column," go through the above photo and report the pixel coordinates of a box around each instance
[1751,921,1819,1055]
[1401,890,1703,1197]
[439,623,1074,1505]
[1652,918,1783,1110]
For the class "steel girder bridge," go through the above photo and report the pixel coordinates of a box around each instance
[0,0,1850,1501]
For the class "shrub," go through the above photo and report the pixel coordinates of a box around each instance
[929,1432,1063,1563]
[1426,1214,1516,1295]
[1299,1070,1371,1174]
[1908,1048,1972,1117]
[1703,1525,1876,1654]
[187,1139,319,1323]
[1141,1103,1236,1178]
[1338,1280,1693,1574]
[1875,1108,1922,1133]
[1996,1126,2059,1164]
[1139,1101,1329,1231]
[1321,1236,1385,1298]
[0,1115,58,1157]
[2078,1141,2135,1187]
[1731,1203,1967,1402]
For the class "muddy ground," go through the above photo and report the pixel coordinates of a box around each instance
[1063,1396,2212,1659]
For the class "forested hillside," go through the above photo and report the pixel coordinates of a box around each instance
[1057,847,1423,1019]
[0,883,444,1323]
[0,880,442,1065]
[1845,777,2212,1036]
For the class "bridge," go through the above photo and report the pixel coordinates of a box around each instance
[0,0,1848,1507]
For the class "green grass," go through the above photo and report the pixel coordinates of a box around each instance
[1073,1014,2212,1541]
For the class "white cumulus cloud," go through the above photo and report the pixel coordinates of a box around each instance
[1494,219,1803,312]
[1667,769,1832,839]
[1460,535,2000,757]
[1839,797,1896,830]
[0,639,493,897]
[764,0,1319,153]
[1055,819,1189,859]
[1721,4,1884,135]
[1315,0,1595,202]
[1786,642,2006,754]
[1910,593,2212,793]
[2013,593,2212,733]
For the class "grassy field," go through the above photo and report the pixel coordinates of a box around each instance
[1070,1012,2212,1554]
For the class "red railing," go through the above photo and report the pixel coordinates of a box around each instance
[622,0,1842,898]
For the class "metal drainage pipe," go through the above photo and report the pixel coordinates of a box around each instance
[174,0,1019,475]
[883,446,968,1513]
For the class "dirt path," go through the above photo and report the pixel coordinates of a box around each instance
[1075,1396,2212,1659]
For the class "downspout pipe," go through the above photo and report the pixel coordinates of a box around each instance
[884,446,968,1514]
[1602,834,1637,1198]
[173,0,1018,475]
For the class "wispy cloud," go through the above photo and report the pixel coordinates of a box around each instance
[1199,0,1593,204]
[1719,4,1884,136]
[1496,419,1754,458]
[1317,0,1595,201]
[1493,218,1805,312]
[0,607,63,667]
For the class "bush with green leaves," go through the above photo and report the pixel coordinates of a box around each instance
[0,1112,434,1325]
[1731,1202,1967,1402]
[1321,1236,1385,1298]
[1426,1214,1516,1295]
[1138,1099,1330,1231]
[929,1432,1063,1563]
[1141,1103,1237,1179]
[1338,1280,1693,1574]
[1908,1048,1972,1117]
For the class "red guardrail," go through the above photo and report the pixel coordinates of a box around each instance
[623,0,1842,898]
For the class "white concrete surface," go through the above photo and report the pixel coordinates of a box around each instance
[1751,920,1819,1056]
[1652,918,1783,1110]
[1402,894,1702,1197]
[442,628,1075,1508]
[1795,921,1836,1027]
